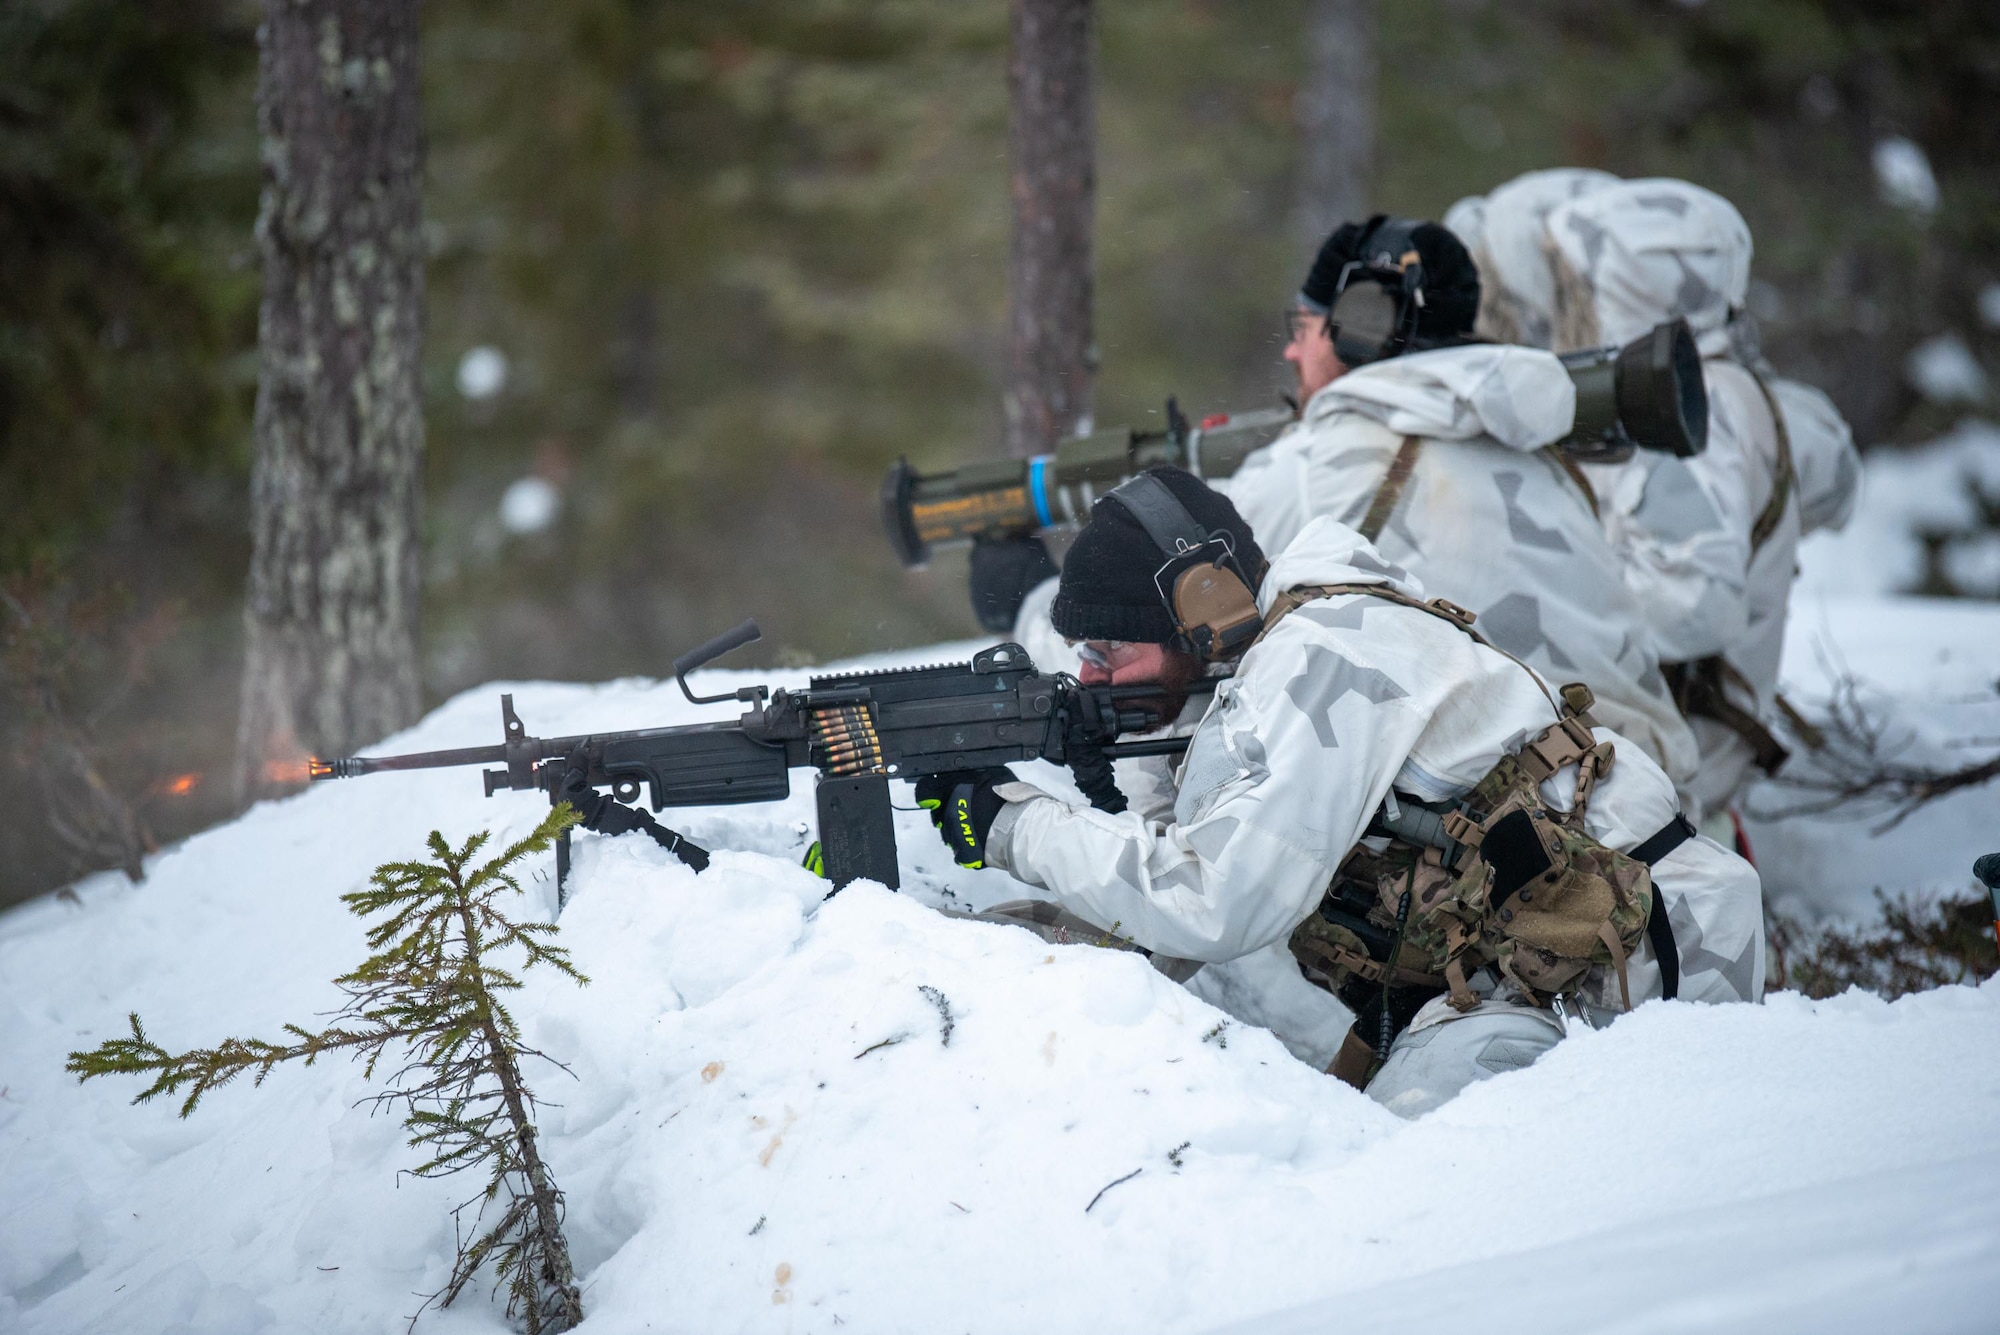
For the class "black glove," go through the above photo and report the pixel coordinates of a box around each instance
[915,767,1016,869]
[557,763,711,872]
[968,535,1058,633]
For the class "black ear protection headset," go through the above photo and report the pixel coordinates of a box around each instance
[1101,473,1267,661]
[1324,215,1427,367]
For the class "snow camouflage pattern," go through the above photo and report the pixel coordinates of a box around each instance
[1217,343,1702,789]
[1776,376,1861,536]
[1276,597,1655,1007]
[1447,173,1857,645]
[1012,181,1855,779]
[1526,177,1862,813]
[1443,167,1619,350]
[1500,165,1865,559]
[986,519,1764,1057]
[1542,177,1753,358]
[1542,182,1765,684]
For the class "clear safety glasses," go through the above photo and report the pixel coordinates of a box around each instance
[1073,640,1139,671]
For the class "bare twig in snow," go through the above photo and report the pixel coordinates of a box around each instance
[1085,1168,1143,1213]
[1750,663,2000,833]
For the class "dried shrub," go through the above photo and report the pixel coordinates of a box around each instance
[1767,889,1998,1001]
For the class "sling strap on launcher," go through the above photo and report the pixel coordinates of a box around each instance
[1256,584,1685,1088]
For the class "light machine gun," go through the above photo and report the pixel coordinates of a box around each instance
[310,621,1193,901]
[880,318,1708,568]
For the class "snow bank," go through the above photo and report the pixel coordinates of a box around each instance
[5,647,2000,1333]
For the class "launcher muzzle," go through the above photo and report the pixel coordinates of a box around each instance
[1556,317,1708,460]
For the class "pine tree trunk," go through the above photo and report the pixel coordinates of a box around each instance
[1004,0,1095,459]
[1294,0,1376,251]
[236,0,425,801]
[479,1018,582,1332]
[453,889,582,1333]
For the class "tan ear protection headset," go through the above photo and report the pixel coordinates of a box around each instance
[1325,216,1427,367]
[1102,473,1267,661]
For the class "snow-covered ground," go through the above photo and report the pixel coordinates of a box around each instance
[1743,417,2000,924]
[5,429,2000,1334]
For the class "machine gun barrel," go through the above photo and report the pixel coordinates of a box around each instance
[311,744,510,779]
[1100,737,1195,759]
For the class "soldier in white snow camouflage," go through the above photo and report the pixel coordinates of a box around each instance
[1447,172,1863,823]
[1218,215,1702,792]
[921,467,1763,1116]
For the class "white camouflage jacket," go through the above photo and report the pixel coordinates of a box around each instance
[1539,179,1862,812]
[986,518,1765,1015]
[1218,343,1702,790]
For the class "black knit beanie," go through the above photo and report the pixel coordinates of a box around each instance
[1299,214,1480,349]
[1051,466,1267,645]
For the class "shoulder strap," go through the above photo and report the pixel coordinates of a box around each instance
[1552,450,1600,519]
[1358,435,1424,543]
[1628,812,1694,1002]
[1746,368,1795,554]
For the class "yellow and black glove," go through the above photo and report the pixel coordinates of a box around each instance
[914,767,1016,869]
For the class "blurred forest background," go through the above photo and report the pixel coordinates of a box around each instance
[4,0,1998,906]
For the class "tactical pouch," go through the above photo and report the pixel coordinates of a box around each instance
[1289,685,1653,1021]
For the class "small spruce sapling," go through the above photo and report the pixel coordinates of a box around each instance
[68,805,589,1334]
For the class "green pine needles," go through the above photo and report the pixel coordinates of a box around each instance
[68,804,590,1334]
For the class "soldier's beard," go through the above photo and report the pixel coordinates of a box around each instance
[1121,650,1205,731]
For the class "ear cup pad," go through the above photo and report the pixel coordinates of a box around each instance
[1171,560,1262,656]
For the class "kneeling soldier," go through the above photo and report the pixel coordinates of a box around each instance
[922,466,1763,1116]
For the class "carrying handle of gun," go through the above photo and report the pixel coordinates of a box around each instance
[676,619,763,705]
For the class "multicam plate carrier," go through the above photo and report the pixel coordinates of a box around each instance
[1262,583,1653,1017]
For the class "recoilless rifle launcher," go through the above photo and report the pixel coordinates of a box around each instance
[310,620,1192,899]
[881,318,1709,567]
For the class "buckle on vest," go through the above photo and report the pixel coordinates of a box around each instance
[1519,730,1579,781]
[1428,598,1477,627]
[1440,809,1483,847]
